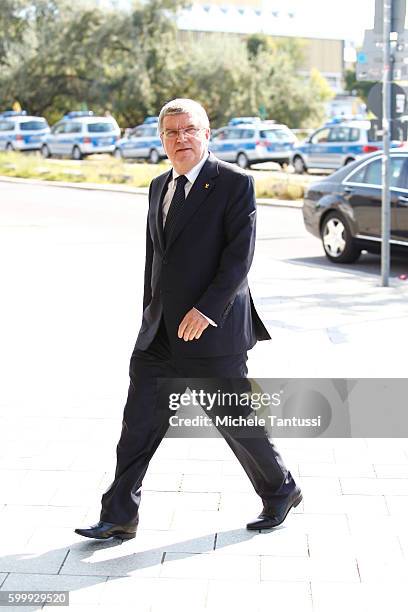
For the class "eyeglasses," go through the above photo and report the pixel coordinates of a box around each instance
[161,126,204,139]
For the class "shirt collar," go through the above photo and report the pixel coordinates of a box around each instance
[171,151,209,185]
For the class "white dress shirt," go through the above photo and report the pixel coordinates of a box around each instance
[162,152,217,327]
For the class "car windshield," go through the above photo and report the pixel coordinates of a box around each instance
[20,120,48,131]
[260,129,294,142]
[87,122,115,133]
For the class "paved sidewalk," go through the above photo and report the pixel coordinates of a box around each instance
[1,182,408,611]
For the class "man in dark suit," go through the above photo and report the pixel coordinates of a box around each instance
[75,99,301,541]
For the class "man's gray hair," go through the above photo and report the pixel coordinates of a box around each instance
[158,98,210,133]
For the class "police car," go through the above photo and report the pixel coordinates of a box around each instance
[290,120,402,174]
[0,110,50,152]
[114,120,165,163]
[41,111,120,160]
[209,121,297,169]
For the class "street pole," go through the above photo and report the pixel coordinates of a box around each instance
[381,0,392,287]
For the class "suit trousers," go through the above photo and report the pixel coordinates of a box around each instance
[100,318,296,525]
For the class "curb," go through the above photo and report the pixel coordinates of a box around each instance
[0,175,302,208]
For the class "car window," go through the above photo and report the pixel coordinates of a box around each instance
[226,129,242,139]
[64,122,82,134]
[349,128,360,142]
[260,128,293,142]
[132,127,147,138]
[347,157,406,188]
[52,123,65,135]
[147,127,158,136]
[87,122,115,133]
[311,128,330,144]
[19,120,48,131]
[328,127,351,142]
[364,159,382,185]
[212,129,227,141]
[240,129,255,139]
[0,121,14,131]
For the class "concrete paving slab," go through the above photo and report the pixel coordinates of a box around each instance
[160,552,260,581]
[60,543,163,578]
[207,580,313,612]
[0,573,107,605]
[0,547,69,574]
[302,493,389,515]
[215,528,308,556]
[261,555,360,582]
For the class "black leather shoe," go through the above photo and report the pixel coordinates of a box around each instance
[74,520,138,541]
[246,487,303,530]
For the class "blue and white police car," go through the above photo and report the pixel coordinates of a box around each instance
[114,120,165,163]
[41,111,120,160]
[290,120,402,174]
[0,111,50,152]
[209,121,297,169]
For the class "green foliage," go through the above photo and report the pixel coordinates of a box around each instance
[344,69,375,102]
[0,0,333,129]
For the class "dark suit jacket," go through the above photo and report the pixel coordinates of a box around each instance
[134,152,271,357]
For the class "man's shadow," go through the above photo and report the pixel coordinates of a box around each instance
[0,526,286,609]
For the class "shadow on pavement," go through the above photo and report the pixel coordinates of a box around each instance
[0,527,280,610]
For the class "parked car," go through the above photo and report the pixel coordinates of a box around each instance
[228,117,262,126]
[0,110,50,152]
[303,150,408,263]
[291,120,402,174]
[143,116,159,125]
[209,122,297,169]
[41,111,120,160]
[114,122,165,163]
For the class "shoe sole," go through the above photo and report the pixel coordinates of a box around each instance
[247,493,303,531]
[75,530,137,541]
[115,532,137,541]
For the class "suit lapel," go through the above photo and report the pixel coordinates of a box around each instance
[154,169,172,254]
[165,154,219,251]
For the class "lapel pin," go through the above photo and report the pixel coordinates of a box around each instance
[204,183,210,189]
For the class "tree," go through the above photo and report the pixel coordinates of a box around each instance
[0,0,333,129]
[344,69,375,102]
[0,0,29,67]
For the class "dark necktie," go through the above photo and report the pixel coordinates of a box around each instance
[164,174,188,245]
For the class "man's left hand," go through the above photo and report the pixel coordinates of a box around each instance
[178,308,209,341]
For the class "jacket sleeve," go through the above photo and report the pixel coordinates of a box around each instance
[142,183,154,312]
[194,173,256,326]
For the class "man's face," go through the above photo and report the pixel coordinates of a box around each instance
[160,112,210,174]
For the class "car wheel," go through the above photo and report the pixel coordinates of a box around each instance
[72,146,82,160]
[5,143,13,152]
[321,212,361,263]
[236,152,249,169]
[293,156,306,174]
[148,149,160,164]
[344,157,355,165]
[113,148,123,160]
[41,144,51,158]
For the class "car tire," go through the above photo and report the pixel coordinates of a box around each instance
[148,148,160,164]
[321,211,361,263]
[41,144,51,158]
[344,157,355,165]
[293,155,306,174]
[113,148,123,160]
[236,152,249,169]
[72,146,82,160]
[5,143,14,152]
